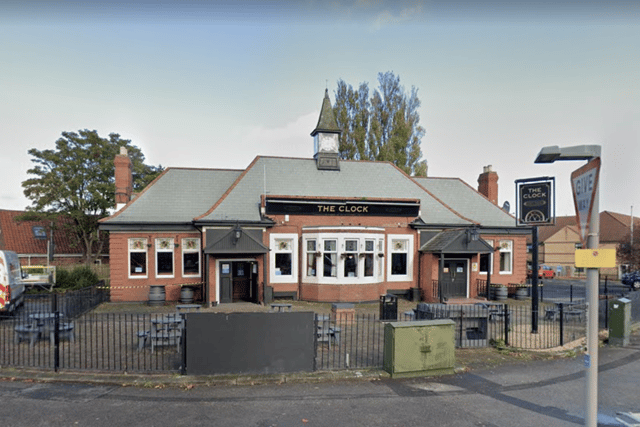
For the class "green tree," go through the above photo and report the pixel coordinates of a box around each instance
[21,130,163,263]
[333,72,427,176]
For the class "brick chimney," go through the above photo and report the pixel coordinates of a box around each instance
[478,165,498,205]
[114,147,132,210]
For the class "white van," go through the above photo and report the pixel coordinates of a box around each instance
[0,250,25,313]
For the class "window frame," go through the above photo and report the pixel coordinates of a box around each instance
[181,238,201,278]
[155,238,175,278]
[302,232,385,284]
[128,238,148,279]
[269,234,298,283]
[498,240,513,274]
[479,239,494,275]
[386,234,414,282]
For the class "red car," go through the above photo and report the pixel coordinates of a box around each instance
[527,265,555,279]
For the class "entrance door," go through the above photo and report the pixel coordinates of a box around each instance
[443,260,467,298]
[232,261,251,302]
[220,262,233,303]
[219,261,258,304]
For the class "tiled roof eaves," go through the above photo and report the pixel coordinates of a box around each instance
[411,176,478,225]
[99,167,172,223]
[193,156,262,221]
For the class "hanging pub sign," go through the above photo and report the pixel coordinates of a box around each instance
[515,177,555,226]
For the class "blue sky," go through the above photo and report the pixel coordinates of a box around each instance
[2,1,638,220]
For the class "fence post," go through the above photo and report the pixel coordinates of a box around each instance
[604,277,609,330]
[570,284,573,303]
[459,307,464,347]
[53,293,60,372]
[504,304,509,346]
[559,303,564,347]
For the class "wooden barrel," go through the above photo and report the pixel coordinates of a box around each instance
[180,286,194,304]
[148,285,166,306]
[494,286,508,301]
[515,287,528,300]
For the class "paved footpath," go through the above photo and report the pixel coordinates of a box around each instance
[0,332,638,426]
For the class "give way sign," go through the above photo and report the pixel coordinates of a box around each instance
[571,157,601,246]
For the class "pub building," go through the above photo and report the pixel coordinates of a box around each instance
[100,90,528,306]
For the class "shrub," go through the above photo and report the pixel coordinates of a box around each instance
[55,266,99,290]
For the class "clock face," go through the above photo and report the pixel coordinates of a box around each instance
[318,133,338,152]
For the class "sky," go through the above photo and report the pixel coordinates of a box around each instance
[1,0,639,221]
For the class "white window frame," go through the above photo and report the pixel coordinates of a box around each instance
[155,238,175,278]
[387,234,414,282]
[181,238,201,278]
[270,234,298,284]
[479,239,494,275]
[301,231,385,284]
[498,240,513,274]
[128,238,148,279]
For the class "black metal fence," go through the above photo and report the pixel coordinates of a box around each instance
[1,284,637,375]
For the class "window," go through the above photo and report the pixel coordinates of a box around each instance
[156,238,174,277]
[128,238,147,278]
[388,235,413,281]
[302,232,386,283]
[306,240,318,277]
[270,234,298,283]
[479,240,493,274]
[363,239,375,277]
[323,239,337,278]
[343,239,358,277]
[499,240,513,274]
[182,238,200,277]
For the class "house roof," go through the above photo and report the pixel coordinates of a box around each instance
[101,168,243,227]
[528,211,640,244]
[0,209,83,256]
[101,156,527,231]
[413,177,516,228]
[195,156,473,226]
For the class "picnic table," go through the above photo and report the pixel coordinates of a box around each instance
[270,303,292,312]
[149,314,184,353]
[14,312,75,346]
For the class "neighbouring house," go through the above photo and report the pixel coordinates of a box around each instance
[0,209,108,266]
[99,90,530,305]
[527,211,639,279]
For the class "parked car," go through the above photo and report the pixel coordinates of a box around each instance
[527,265,555,279]
[621,271,640,291]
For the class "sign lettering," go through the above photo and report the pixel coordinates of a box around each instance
[571,158,600,246]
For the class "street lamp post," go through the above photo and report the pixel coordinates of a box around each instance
[535,144,601,427]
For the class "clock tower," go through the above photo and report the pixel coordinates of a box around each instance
[311,89,341,170]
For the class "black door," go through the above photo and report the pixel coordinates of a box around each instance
[443,260,467,297]
[220,262,233,303]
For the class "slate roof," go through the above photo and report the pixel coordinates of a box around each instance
[413,177,516,228]
[102,168,243,226]
[419,229,495,253]
[0,209,83,256]
[311,89,341,135]
[195,156,472,226]
[101,156,528,230]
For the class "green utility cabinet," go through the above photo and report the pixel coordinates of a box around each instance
[609,297,631,347]
[383,319,455,378]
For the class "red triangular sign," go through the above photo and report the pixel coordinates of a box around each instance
[570,157,600,246]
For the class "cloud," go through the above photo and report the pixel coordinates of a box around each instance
[240,111,319,160]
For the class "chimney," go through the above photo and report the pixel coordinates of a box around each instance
[114,147,132,210]
[478,165,499,205]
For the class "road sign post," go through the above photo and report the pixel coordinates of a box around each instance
[571,157,601,427]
